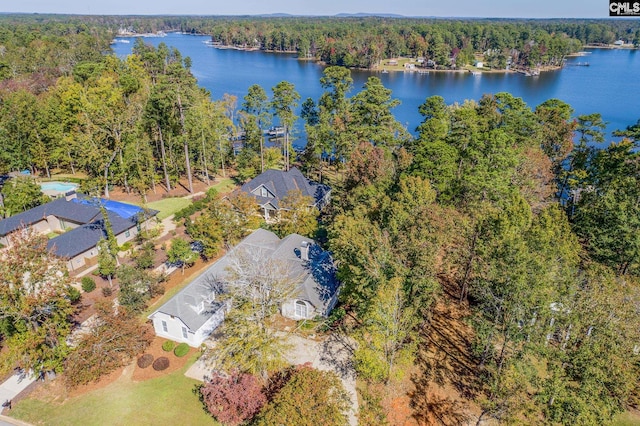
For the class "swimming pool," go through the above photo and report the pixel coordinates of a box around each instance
[40,182,78,193]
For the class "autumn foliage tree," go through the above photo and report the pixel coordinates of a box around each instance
[64,301,153,388]
[0,231,76,375]
[271,189,319,238]
[253,365,350,426]
[200,371,267,425]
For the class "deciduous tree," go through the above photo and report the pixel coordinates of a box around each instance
[200,371,266,425]
[0,232,75,375]
[254,366,350,426]
[64,301,153,388]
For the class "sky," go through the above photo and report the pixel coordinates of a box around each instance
[0,0,609,19]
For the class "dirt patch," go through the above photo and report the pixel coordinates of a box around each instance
[386,379,419,426]
[132,337,198,382]
[410,278,482,425]
[107,176,216,205]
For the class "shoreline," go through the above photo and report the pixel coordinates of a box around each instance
[125,37,632,76]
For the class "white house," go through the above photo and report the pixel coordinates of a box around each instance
[148,229,341,346]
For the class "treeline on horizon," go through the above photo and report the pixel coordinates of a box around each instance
[0,17,638,425]
[1,14,640,70]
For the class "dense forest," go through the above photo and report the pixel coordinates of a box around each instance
[0,15,639,425]
[131,16,639,69]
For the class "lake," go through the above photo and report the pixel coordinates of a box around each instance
[112,33,640,146]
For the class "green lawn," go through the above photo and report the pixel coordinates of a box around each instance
[10,356,217,426]
[143,178,237,221]
[145,197,193,220]
[613,411,640,426]
[208,177,237,195]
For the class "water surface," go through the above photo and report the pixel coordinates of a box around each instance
[112,33,640,146]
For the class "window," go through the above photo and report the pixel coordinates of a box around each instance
[125,230,131,238]
[260,187,268,197]
[295,300,307,319]
[182,327,188,339]
[161,321,168,333]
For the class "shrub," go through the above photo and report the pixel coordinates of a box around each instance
[135,241,156,269]
[162,340,175,352]
[152,356,170,371]
[102,287,113,297]
[174,343,189,357]
[137,354,154,369]
[81,277,96,293]
[67,286,81,303]
[201,371,266,425]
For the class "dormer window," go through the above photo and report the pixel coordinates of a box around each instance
[261,187,268,197]
[196,300,205,314]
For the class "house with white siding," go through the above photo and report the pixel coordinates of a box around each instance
[148,228,341,347]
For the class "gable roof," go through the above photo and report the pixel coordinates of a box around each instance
[0,197,100,237]
[240,168,330,209]
[47,211,139,259]
[149,229,339,333]
[0,195,158,259]
[149,257,230,332]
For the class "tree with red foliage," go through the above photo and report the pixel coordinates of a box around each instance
[200,371,266,426]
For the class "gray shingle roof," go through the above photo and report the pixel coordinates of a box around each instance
[149,254,232,332]
[47,211,138,259]
[0,198,100,236]
[149,229,340,332]
[240,167,330,209]
[0,196,158,259]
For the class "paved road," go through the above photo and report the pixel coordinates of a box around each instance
[0,371,35,426]
[0,372,34,409]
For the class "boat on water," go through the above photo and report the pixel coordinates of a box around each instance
[470,70,481,76]
[267,126,285,137]
[381,69,389,73]
[112,39,130,44]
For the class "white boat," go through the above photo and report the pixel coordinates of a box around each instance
[267,126,285,137]
[471,71,481,76]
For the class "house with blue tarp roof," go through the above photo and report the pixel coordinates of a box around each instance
[0,192,158,271]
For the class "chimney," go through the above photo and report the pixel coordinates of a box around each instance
[301,241,309,261]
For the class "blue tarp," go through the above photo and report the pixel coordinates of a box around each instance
[73,198,144,219]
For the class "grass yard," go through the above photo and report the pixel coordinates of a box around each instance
[143,178,237,220]
[208,177,237,194]
[613,411,640,426]
[10,356,217,426]
[145,197,193,220]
